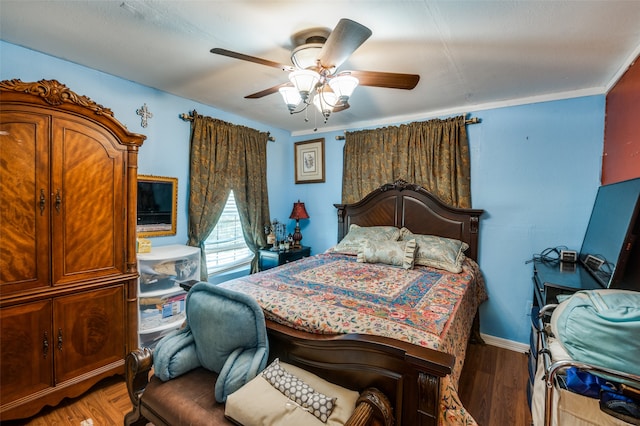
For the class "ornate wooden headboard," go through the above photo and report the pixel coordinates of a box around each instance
[334,180,484,261]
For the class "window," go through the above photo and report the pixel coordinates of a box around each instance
[204,191,253,275]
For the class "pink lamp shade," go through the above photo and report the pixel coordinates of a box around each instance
[289,200,309,247]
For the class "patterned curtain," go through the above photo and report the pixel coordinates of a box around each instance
[187,113,270,278]
[342,116,471,207]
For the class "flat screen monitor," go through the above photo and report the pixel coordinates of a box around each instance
[579,177,640,287]
[136,175,178,237]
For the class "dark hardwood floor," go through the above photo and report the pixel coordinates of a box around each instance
[7,343,532,426]
[459,343,533,426]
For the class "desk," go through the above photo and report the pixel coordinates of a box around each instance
[527,259,603,407]
[532,260,602,307]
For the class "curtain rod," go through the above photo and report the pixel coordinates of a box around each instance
[179,110,479,142]
[333,116,481,140]
[179,110,275,142]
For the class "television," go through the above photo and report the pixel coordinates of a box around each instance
[137,175,178,237]
[579,177,640,289]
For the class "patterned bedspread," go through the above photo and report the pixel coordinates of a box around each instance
[220,252,487,425]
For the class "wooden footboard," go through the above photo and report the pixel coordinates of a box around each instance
[266,320,455,426]
[125,320,455,426]
[125,344,396,426]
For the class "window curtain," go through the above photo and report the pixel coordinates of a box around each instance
[187,113,270,278]
[342,115,471,208]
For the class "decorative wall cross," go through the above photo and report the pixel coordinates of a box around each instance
[136,103,153,128]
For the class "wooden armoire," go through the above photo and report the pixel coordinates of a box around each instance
[0,79,146,420]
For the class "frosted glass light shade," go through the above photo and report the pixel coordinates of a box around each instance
[288,70,320,101]
[328,75,358,103]
[279,86,302,112]
[313,90,337,117]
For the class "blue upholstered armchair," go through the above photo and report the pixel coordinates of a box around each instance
[152,282,269,402]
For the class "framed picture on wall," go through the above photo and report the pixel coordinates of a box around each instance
[294,138,325,184]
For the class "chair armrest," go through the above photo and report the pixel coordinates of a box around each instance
[346,387,394,426]
[126,348,154,407]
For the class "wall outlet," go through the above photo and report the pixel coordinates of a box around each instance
[584,254,605,271]
[560,250,577,263]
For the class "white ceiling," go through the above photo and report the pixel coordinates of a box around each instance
[2,1,640,135]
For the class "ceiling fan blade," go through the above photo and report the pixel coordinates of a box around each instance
[319,19,372,70]
[341,70,420,90]
[245,82,292,99]
[210,48,294,72]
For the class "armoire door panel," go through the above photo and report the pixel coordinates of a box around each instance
[0,112,51,294]
[1,79,145,421]
[0,300,53,404]
[53,286,125,383]
[51,116,125,285]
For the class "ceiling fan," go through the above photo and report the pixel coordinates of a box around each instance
[210,18,420,124]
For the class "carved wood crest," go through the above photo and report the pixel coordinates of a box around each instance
[0,79,114,116]
[379,179,422,192]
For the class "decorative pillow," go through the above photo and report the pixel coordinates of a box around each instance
[357,239,417,269]
[225,359,359,426]
[400,228,468,273]
[333,224,401,254]
[261,359,336,422]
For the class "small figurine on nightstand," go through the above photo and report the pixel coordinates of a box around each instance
[266,220,287,251]
[265,224,276,248]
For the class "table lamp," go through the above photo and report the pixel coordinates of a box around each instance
[289,200,310,248]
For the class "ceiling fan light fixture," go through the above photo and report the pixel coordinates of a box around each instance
[291,43,323,70]
[288,69,320,101]
[313,89,337,120]
[278,86,302,112]
[328,75,359,104]
[211,19,418,130]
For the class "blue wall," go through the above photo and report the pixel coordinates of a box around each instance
[1,41,291,248]
[286,98,605,345]
[1,41,605,345]
[468,100,603,342]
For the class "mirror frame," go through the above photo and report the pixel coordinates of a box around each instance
[136,175,178,238]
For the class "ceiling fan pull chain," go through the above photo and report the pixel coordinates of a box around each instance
[313,105,318,132]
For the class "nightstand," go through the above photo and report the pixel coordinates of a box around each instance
[258,246,311,271]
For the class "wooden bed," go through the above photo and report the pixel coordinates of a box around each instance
[250,180,485,426]
[126,180,484,426]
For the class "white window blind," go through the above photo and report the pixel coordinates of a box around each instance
[204,191,253,275]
